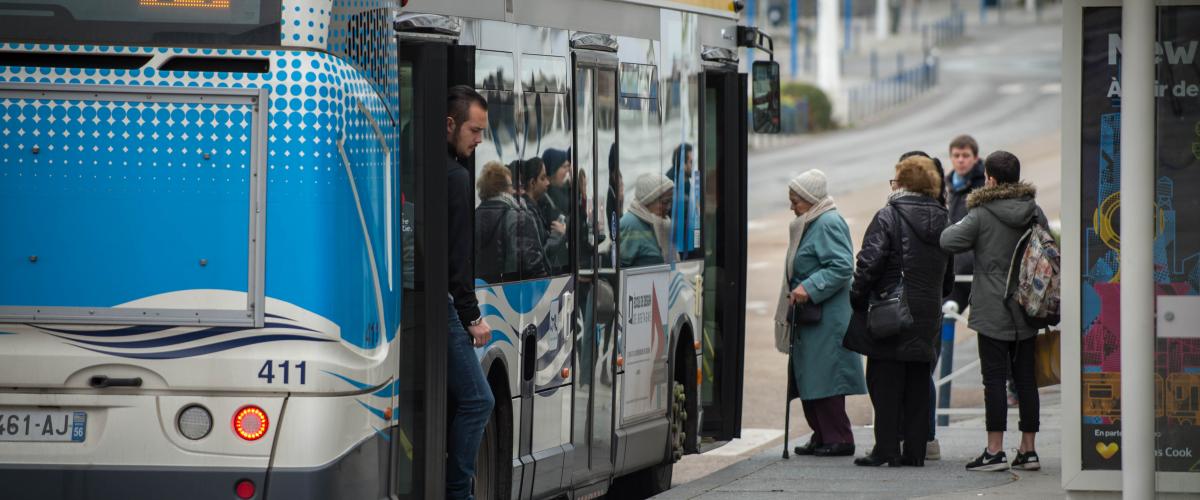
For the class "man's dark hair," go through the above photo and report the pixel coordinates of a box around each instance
[672,143,694,170]
[984,150,1021,184]
[948,134,979,156]
[448,85,488,127]
[899,150,930,161]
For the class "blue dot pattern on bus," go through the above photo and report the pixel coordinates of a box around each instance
[0,0,402,351]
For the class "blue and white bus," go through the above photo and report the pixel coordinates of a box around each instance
[0,1,768,498]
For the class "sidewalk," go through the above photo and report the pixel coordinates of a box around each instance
[656,395,1065,500]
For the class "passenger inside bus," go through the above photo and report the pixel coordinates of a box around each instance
[517,157,568,276]
[599,144,623,268]
[620,173,675,267]
[576,167,597,258]
[669,143,698,256]
[541,148,573,270]
[474,161,550,283]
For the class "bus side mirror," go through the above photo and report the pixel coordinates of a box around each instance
[751,60,781,134]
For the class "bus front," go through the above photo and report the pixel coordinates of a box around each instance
[0,1,409,499]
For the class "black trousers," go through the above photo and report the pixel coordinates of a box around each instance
[866,358,930,461]
[978,334,1040,433]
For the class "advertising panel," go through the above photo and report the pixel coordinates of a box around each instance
[1079,6,1200,473]
[621,270,671,422]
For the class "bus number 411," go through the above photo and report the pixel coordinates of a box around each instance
[258,360,307,385]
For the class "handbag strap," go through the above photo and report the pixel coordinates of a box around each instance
[886,202,907,284]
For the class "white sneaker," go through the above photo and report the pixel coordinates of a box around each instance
[926,440,941,461]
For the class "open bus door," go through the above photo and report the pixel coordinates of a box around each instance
[394,24,474,499]
[698,67,748,444]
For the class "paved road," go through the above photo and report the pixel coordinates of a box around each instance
[670,5,1065,489]
[748,11,1062,219]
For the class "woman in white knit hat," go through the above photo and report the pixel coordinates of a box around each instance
[775,169,867,458]
[619,173,675,267]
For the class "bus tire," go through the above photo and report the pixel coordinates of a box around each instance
[475,372,513,500]
[474,406,503,500]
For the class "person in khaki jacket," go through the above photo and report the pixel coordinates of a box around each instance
[940,151,1048,473]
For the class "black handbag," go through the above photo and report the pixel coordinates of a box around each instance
[793,301,822,324]
[867,205,913,339]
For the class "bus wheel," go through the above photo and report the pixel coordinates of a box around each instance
[670,380,687,461]
[474,408,499,500]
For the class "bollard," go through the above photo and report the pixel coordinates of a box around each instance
[804,30,813,73]
[937,301,959,426]
[870,50,878,79]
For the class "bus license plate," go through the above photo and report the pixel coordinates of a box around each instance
[0,410,87,442]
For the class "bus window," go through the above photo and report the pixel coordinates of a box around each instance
[475,160,524,284]
[474,90,522,285]
[523,91,573,278]
[617,95,665,268]
[0,0,282,46]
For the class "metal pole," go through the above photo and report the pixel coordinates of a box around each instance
[844,0,853,53]
[1119,0,1156,497]
[909,0,918,33]
[875,0,888,39]
[790,0,799,79]
[870,49,878,79]
[748,0,757,66]
[805,29,814,73]
[937,313,956,426]
[817,0,841,92]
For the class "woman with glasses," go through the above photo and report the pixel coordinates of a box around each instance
[843,156,953,467]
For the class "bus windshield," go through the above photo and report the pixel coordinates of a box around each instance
[0,0,280,47]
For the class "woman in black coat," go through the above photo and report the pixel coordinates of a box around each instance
[844,156,954,467]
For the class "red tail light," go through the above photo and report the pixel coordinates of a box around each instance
[232,405,269,441]
[234,479,256,499]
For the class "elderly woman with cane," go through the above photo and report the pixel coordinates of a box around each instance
[776,169,867,457]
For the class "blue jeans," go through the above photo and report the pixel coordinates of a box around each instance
[446,299,495,500]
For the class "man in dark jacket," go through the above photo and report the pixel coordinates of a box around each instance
[940,150,1046,473]
[945,135,987,309]
[445,85,495,499]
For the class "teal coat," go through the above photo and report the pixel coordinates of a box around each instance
[619,212,665,267]
[789,211,868,400]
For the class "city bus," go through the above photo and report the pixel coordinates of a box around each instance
[0,0,771,498]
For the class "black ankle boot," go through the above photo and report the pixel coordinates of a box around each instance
[793,440,819,456]
[854,454,901,467]
[814,443,855,457]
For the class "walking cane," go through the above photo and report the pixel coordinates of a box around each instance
[782,303,796,459]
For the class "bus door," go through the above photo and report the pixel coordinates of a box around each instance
[697,68,747,443]
[570,47,620,487]
[394,31,474,500]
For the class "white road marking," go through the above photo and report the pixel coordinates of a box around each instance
[997,83,1025,95]
[748,261,770,270]
[704,428,786,456]
[1040,82,1062,94]
[746,301,771,315]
